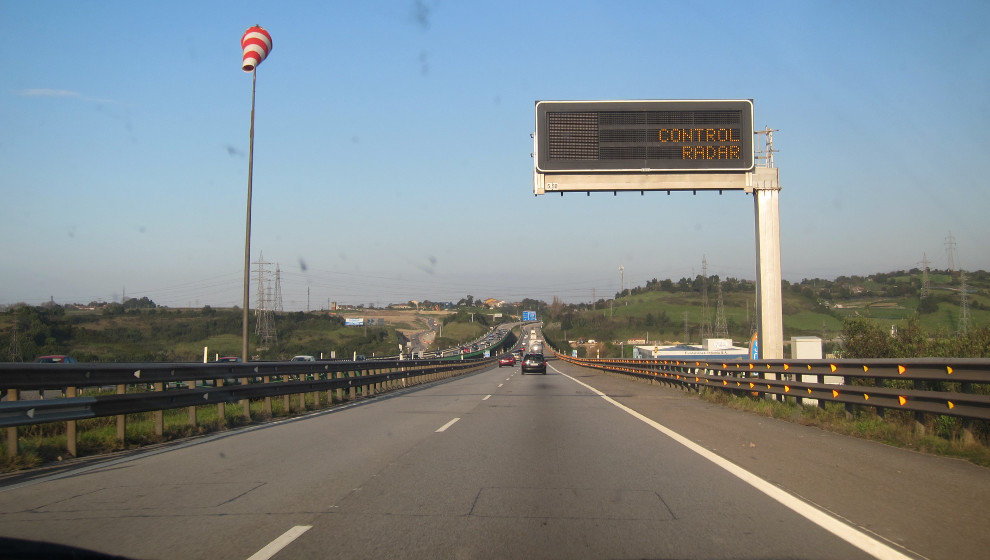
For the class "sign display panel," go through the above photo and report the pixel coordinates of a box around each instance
[344,318,364,327]
[522,310,537,322]
[536,100,754,173]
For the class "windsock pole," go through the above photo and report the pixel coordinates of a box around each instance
[239,26,272,363]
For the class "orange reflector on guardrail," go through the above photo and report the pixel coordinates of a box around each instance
[722,380,728,386]
[830,364,838,372]
[898,365,906,375]
[946,366,953,375]
[898,396,907,406]
[863,394,870,400]
[784,386,790,392]
[783,364,790,371]
[948,401,955,409]
[862,365,869,372]
[832,389,840,398]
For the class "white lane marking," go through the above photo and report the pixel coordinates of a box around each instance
[483,395,492,401]
[552,365,914,560]
[498,383,503,388]
[505,378,510,381]
[247,525,312,560]
[436,417,460,432]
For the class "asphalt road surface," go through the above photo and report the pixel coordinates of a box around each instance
[1,353,988,559]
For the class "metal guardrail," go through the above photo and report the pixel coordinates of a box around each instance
[0,355,500,459]
[550,350,990,421]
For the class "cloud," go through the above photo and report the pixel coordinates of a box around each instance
[17,88,117,104]
[18,89,80,98]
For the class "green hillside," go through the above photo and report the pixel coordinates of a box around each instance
[542,269,990,357]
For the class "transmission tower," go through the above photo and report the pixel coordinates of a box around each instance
[700,256,711,340]
[274,264,284,313]
[959,270,970,336]
[945,231,957,273]
[253,254,276,346]
[920,253,931,300]
[714,280,729,339]
[8,320,22,362]
[619,265,625,295]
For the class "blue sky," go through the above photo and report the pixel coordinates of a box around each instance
[2,1,988,309]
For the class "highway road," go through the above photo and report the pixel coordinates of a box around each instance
[1,347,988,559]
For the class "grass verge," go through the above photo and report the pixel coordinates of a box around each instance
[0,390,356,473]
[698,388,990,468]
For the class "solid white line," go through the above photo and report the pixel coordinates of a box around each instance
[552,365,914,560]
[482,395,492,401]
[435,417,460,432]
[247,525,312,560]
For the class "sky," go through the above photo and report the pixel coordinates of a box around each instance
[2,1,988,310]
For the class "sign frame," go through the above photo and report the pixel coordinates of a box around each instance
[534,99,755,195]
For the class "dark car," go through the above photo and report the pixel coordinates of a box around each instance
[521,353,547,374]
[498,355,516,367]
[34,355,77,363]
[215,356,241,363]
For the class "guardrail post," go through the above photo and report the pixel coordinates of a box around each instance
[217,379,226,428]
[264,376,272,417]
[187,380,197,427]
[240,377,251,420]
[349,370,356,400]
[116,384,126,442]
[299,384,306,411]
[5,389,18,458]
[961,382,976,444]
[66,386,78,457]
[336,371,344,403]
[912,379,926,435]
[154,382,164,436]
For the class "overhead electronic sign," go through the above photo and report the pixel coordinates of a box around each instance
[522,311,537,322]
[536,100,754,173]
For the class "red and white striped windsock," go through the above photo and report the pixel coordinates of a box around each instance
[241,26,272,72]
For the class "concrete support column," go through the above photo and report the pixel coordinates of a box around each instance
[752,166,783,360]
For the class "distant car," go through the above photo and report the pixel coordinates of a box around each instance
[34,355,77,363]
[521,353,547,374]
[354,354,367,361]
[215,356,241,363]
[291,355,315,362]
[498,355,516,367]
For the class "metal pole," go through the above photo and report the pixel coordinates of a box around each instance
[242,69,257,362]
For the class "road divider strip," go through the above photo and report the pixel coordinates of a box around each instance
[552,365,915,560]
[247,525,311,560]
[436,417,460,432]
